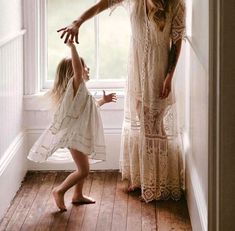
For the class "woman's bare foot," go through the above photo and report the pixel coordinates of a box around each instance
[139,195,145,202]
[52,188,67,211]
[128,186,138,192]
[72,195,96,205]
[123,185,141,193]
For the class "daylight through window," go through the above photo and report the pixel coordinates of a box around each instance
[47,0,130,86]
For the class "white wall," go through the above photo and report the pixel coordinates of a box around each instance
[0,0,22,38]
[186,0,209,230]
[0,0,28,220]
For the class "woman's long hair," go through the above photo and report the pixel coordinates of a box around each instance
[147,0,170,31]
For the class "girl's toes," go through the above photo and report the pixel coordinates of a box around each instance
[52,189,67,211]
[72,196,96,205]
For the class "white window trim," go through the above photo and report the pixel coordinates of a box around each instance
[186,0,192,38]
[39,0,48,92]
[23,0,126,95]
[23,0,40,95]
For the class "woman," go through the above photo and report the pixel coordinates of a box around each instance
[58,0,185,202]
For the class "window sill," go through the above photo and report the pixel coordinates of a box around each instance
[42,79,126,91]
[23,89,125,111]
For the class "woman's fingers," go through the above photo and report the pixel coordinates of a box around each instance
[164,88,170,98]
[160,86,165,98]
[160,85,170,99]
[71,34,75,42]
[64,32,71,43]
[60,30,67,39]
[75,33,79,44]
[164,90,168,98]
[57,27,66,33]
[164,89,168,98]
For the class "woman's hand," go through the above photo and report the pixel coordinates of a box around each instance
[57,20,81,44]
[160,74,172,99]
[102,90,117,103]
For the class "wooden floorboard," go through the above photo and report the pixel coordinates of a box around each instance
[0,173,32,231]
[111,175,128,231]
[126,190,142,231]
[0,171,192,231]
[96,172,118,231]
[66,172,93,231]
[34,172,60,231]
[142,200,157,231]
[5,172,44,231]
[80,172,106,231]
[49,172,72,231]
[21,172,57,231]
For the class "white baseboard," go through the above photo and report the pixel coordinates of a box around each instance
[186,154,208,231]
[0,132,28,220]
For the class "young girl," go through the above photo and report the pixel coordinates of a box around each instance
[27,40,117,211]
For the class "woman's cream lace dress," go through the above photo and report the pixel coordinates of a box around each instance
[110,0,186,202]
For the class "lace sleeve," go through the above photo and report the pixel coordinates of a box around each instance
[171,0,186,44]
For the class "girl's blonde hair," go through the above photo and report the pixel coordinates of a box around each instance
[147,0,170,31]
[50,57,85,106]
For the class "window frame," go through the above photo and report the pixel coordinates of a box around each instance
[40,0,126,91]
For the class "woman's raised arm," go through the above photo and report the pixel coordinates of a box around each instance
[57,0,124,44]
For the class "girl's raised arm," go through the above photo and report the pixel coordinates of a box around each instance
[67,41,83,92]
[58,0,124,44]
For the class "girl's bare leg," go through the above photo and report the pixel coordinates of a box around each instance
[52,149,91,211]
[72,178,95,204]
[72,178,85,199]
[71,149,95,204]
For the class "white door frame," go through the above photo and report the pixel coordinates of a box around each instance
[209,0,235,230]
[208,0,220,230]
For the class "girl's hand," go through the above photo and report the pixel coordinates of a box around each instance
[57,21,80,44]
[160,74,172,99]
[102,90,117,103]
[66,39,75,48]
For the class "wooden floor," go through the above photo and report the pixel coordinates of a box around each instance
[0,171,192,231]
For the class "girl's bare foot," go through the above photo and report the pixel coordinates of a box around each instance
[72,195,96,205]
[52,188,67,211]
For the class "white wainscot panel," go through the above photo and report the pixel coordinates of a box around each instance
[0,32,25,160]
[0,30,27,221]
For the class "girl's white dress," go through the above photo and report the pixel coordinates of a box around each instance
[27,78,106,163]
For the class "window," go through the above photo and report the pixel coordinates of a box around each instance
[44,0,131,90]
[186,0,192,37]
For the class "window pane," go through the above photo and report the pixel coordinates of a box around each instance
[47,0,95,80]
[99,7,131,80]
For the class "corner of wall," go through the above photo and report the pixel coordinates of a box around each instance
[0,132,28,221]
[186,153,208,231]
